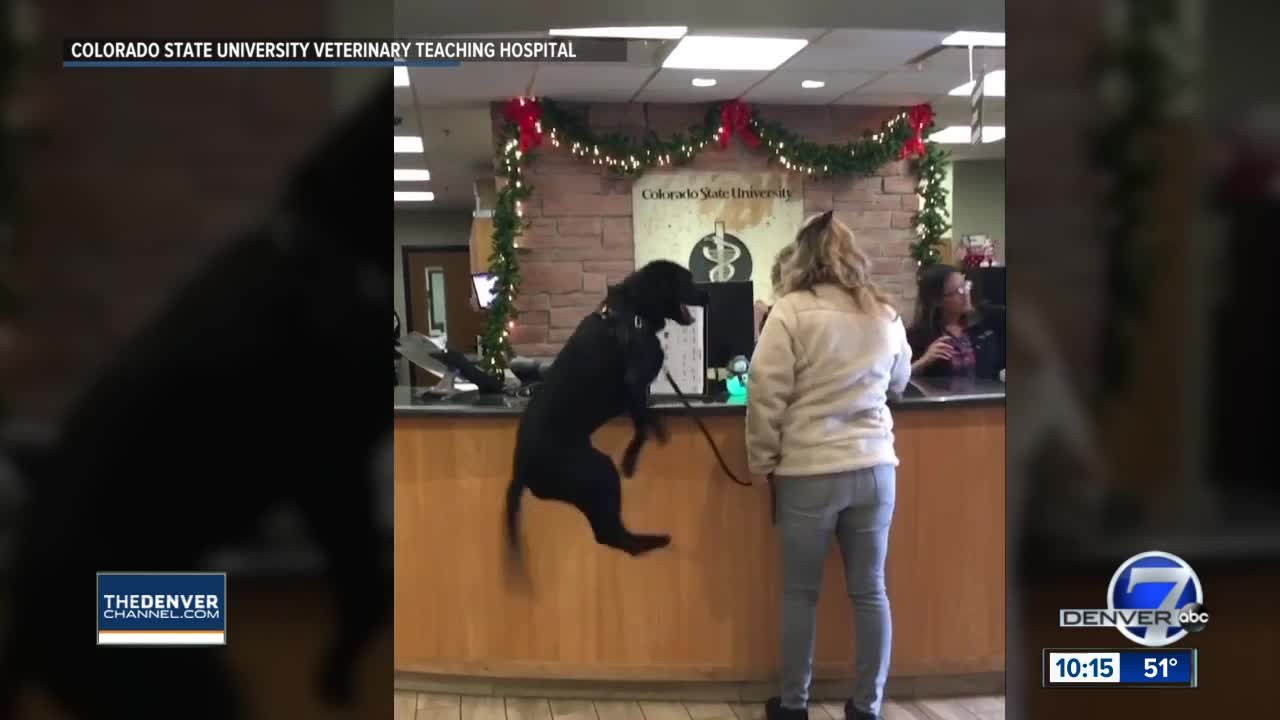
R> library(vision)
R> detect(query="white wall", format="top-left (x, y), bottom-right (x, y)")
top-left (950, 159), bottom-right (1006, 264)
top-left (394, 209), bottom-right (473, 383)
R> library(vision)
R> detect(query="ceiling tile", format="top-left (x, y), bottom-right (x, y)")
top-left (742, 70), bottom-right (878, 105)
top-left (918, 46), bottom-right (1004, 74)
top-left (931, 96), bottom-right (1004, 125)
top-left (409, 64), bottom-right (535, 105)
top-left (852, 69), bottom-right (963, 96)
top-left (785, 29), bottom-right (949, 72)
top-left (832, 92), bottom-right (935, 107)
top-left (683, 27), bottom-right (827, 39)
top-left (634, 68), bottom-right (764, 103)
top-left (394, 85), bottom-right (417, 111)
top-left (531, 64), bottom-right (657, 102)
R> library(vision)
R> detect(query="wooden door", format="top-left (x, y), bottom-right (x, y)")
top-left (403, 247), bottom-right (484, 386)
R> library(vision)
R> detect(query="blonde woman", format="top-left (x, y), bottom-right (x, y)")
top-left (753, 244), bottom-right (796, 338)
top-left (747, 211), bottom-right (912, 720)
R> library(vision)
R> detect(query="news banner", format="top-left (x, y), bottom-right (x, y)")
top-left (1044, 551), bottom-right (1205, 688)
top-left (62, 38), bottom-right (628, 67)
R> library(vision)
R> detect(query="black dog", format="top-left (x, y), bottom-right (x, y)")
top-left (505, 261), bottom-right (708, 568)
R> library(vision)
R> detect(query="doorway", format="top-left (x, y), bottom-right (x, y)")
top-left (402, 246), bottom-right (484, 386)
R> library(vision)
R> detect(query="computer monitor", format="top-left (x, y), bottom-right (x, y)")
top-left (697, 281), bottom-right (756, 393)
top-left (472, 272), bottom-right (498, 310)
top-left (428, 347), bottom-right (506, 395)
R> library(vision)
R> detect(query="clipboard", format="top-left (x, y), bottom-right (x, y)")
top-left (648, 305), bottom-right (709, 400)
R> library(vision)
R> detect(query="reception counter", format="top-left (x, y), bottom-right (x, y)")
top-left (394, 378), bottom-right (1005, 698)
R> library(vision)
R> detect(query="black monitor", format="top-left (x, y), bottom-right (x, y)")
top-left (697, 281), bottom-right (756, 392)
top-left (966, 266), bottom-right (1005, 307)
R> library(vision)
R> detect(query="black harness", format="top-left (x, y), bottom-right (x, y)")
top-left (597, 301), bottom-right (747, 487)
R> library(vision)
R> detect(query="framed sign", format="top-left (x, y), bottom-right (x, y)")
top-left (632, 171), bottom-right (804, 305)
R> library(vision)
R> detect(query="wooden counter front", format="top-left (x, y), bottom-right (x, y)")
top-left (394, 403), bottom-right (1004, 685)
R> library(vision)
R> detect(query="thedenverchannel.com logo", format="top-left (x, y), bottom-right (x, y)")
top-left (96, 572), bottom-right (227, 646)
top-left (1059, 551), bottom-right (1208, 648)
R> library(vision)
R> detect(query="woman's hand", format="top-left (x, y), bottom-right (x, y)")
top-left (753, 300), bottom-right (771, 338)
top-left (914, 336), bottom-right (955, 369)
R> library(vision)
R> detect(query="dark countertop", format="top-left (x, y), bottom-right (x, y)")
top-left (394, 376), bottom-right (1005, 418)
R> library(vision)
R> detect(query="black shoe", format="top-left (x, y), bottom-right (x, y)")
top-left (843, 699), bottom-right (878, 720)
top-left (764, 697), bottom-right (807, 720)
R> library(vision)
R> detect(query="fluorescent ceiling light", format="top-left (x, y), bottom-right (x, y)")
top-left (949, 69), bottom-right (1005, 98)
top-left (801, 80), bottom-right (825, 89)
top-left (662, 36), bottom-right (809, 71)
top-left (549, 26), bottom-right (687, 40)
top-left (395, 136), bottom-right (423, 153)
top-left (928, 125), bottom-right (1006, 144)
top-left (395, 191), bottom-right (435, 202)
top-left (691, 77), bottom-right (717, 87)
top-left (393, 65), bottom-right (409, 87)
top-left (941, 31), bottom-right (1006, 47)
top-left (395, 169), bottom-right (431, 181)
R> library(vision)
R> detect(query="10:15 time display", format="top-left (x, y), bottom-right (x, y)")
top-left (1055, 656), bottom-right (1115, 678)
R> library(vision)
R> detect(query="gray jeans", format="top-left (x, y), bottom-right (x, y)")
top-left (774, 465), bottom-right (896, 716)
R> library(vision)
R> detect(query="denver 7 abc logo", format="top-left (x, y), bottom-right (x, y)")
top-left (1059, 551), bottom-right (1209, 647)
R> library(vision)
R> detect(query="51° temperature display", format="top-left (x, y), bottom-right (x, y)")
top-left (1042, 649), bottom-right (1197, 687)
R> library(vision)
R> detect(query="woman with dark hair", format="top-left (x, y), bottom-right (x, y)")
top-left (907, 264), bottom-right (977, 378)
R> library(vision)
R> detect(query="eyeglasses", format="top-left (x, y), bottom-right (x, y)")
top-left (944, 281), bottom-right (972, 297)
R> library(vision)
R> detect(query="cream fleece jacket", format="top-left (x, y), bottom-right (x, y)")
top-left (745, 283), bottom-right (913, 478)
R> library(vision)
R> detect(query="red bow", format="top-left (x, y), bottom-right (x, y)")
top-left (718, 99), bottom-right (760, 150)
top-left (899, 104), bottom-right (934, 159)
top-left (503, 97), bottom-right (544, 153)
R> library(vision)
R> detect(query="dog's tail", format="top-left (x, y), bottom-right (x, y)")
top-left (503, 463), bottom-right (532, 591)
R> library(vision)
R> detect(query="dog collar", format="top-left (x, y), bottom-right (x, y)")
top-left (598, 303), bottom-right (644, 329)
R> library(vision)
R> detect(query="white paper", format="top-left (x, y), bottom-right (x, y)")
top-left (650, 305), bottom-right (706, 397)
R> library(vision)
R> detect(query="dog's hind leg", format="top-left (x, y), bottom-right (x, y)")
top-left (566, 448), bottom-right (670, 556)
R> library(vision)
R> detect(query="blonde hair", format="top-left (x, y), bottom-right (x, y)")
top-left (775, 211), bottom-right (897, 317)
top-left (770, 244), bottom-right (795, 297)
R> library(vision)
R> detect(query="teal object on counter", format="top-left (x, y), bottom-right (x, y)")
top-left (727, 374), bottom-right (748, 402)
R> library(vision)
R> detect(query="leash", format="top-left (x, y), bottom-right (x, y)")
top-left (661, 369), bottom-right (750, 486)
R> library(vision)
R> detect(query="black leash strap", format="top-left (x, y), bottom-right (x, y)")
top-left (662, 369), bottom-right (750, 486)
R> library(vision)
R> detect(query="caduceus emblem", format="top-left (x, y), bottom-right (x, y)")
top-left (689, 220), bottom-right (753, 284)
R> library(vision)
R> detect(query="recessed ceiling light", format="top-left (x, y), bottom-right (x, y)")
top-left (691, 78), bottom-right (717, 87)
top-left (395, 169), bottom-right (431, 181)
top-left (801, 80), bottom-right (825, 89)
top-left (549, 26), bottom-right (687, 40)
top-left (393, 65), bottom-right (409, 87)
top-left (941, 31), bottom-right (1006, 47)
top-left (928, 125), bottom-right (1006, 144)
top-left (949, 69), bottom-right (1006, 98)
top-left (395, 191), bottom-right (435, 202)
top-left (394, 136), bottom-right (423, 153)
top-left (662, 36), bottom-right (809, 71)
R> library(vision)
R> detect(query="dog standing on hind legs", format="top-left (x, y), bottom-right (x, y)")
top-left (505, 260), bottom-right (709, 578)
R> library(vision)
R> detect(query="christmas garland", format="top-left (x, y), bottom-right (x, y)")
top-left (480, 97), bottom-right (951, 377)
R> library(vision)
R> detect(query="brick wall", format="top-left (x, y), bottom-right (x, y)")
top-left (491, 102), bottom-right (922, 358)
